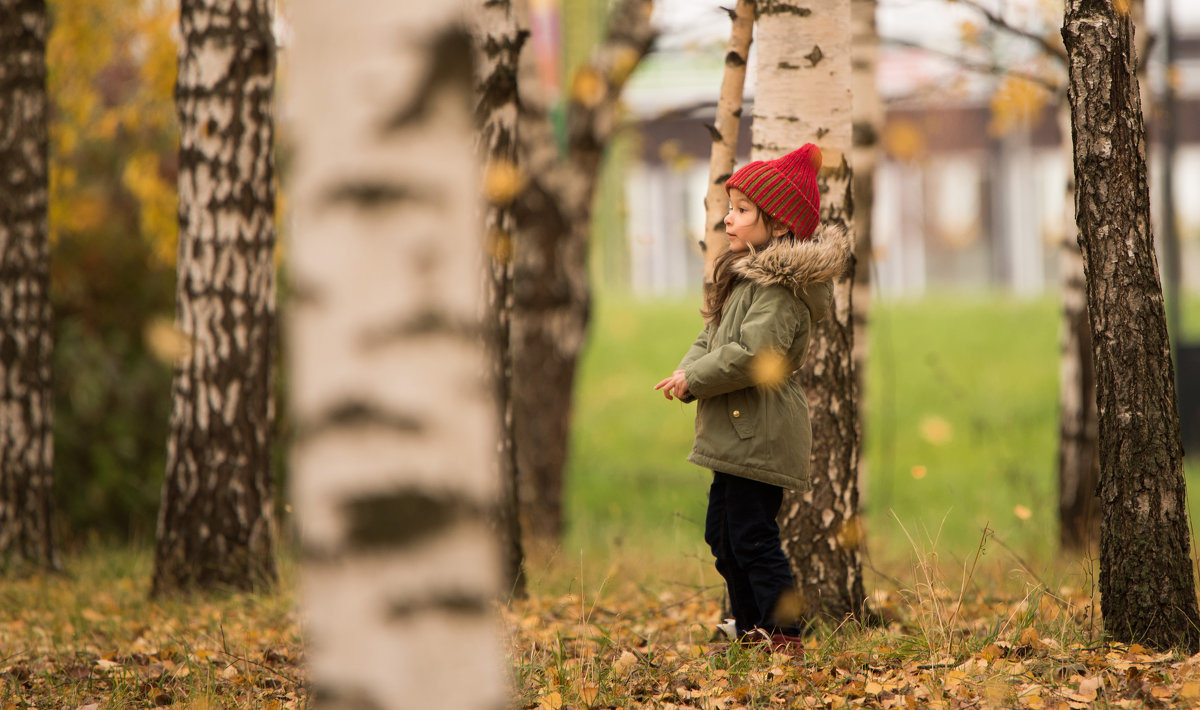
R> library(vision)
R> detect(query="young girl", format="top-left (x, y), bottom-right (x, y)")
top-left (654, 143), bottom-right (852, 651)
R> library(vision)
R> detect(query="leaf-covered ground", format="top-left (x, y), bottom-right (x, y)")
top-left (0, 549), bottom-right (305, 708)
top-left (505, 554), bottom-right (1200, 710)
top-left (8, 547), bottom-right (1200, 709)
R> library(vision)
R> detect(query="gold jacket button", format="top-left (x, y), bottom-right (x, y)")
top-left (732, 410), bottom-right (741, 418)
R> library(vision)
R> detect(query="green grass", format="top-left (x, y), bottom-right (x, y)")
top-left (560, 291), bottom-right (1200, 580)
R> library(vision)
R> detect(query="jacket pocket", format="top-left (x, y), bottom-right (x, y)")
top-left (727, 390), bottom-right (756, 439)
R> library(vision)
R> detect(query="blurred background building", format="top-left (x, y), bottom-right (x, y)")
top-left (610, 0), bottom-right (1200, 299)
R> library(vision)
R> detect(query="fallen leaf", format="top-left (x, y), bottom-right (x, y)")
top-left (612, 650), bottom-right (638, 677)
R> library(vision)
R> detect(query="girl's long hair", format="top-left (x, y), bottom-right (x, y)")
top-left (701, 209), bottom-right (794, 327)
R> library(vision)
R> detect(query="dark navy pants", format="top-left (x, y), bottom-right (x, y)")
top-left (704, 471), bottom-right (800, 636)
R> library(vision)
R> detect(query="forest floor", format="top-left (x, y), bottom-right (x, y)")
top-left (0, 547), bottom-right (305, 709)
top-left (7, 545), bottom-right (1200, 709)
top-left (507, 542), bottom-right (1200, 710)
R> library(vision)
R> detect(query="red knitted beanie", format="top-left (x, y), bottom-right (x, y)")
top-left (725, 143), bottom-right (822, 241)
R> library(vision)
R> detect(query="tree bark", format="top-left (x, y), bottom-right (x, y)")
top-left (287, 1), bottom-right (507, 705)
top-left (701, 0), bottom-right (755, 284)
top-left (756, 0), bottom-right (868, 624)
top-left (1056, 103), bottom-right (1100, 553)
top-left (1062, 0), bottom-right (1200, 651)
top-left (473, 0), bottom-right (528, 597)
top-left (153, 0), bottom-right (278, 595)
top-left (510, 0), bottom-right (654, 540)
top-left (0, 0), bottom-right (59, 572)
top-left (850, 0), bottom-right (880, 477)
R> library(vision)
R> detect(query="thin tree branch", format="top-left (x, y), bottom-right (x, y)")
top-left (882, 36), bottom-right (1064, 95)
top-left (957, 0), bottom-right (1068, 63)
top-left (565, 0), bottom-right (657, 157)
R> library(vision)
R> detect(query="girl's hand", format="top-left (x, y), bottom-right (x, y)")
top-left (654, 370), bottom-right (690, 400)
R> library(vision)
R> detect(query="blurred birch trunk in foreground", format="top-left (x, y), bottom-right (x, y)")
top-left (287, 0), bottom-right (506, 705)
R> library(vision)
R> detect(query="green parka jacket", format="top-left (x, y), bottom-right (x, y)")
top-left (678, 224), bottom-right (853, 491)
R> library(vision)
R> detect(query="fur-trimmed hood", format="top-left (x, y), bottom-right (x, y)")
top-left (732, 223), bottom-right (853, 321)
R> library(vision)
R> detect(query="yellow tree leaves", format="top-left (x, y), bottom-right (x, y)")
top-left (47, 0), bottom-right (179, 259)
top-left (989, 75), bottom-right (1052, 136)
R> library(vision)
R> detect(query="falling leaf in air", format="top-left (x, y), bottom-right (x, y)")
top-left (750, 349), bottom-right (789, 388)
top-left (483, 159), bottom-right (525, 205)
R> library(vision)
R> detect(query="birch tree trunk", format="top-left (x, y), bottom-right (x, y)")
top-left (288, 2), bottom-right (505, 706)
top-left (757, 0), bottom-right (868, 624)
top-left (1062, 0), bottom-right (1200, 651)
top-left (474, 0), bottom-right (528, 596)
top-left (701, 0), bottom-right (754, 283)
top-left (153, 0), bottom-right (278, 594)
top-left (850, 0), bottom-right (880, 471)
top-left (510, 0), bottom-right (654, 540)
top-left (0, 0), bottom-right (59, 571)
top-left (1055, 103), bottom-right (1100, 553)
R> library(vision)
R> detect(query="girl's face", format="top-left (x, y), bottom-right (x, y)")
top-left (724, 188), bottom-right (784, 253)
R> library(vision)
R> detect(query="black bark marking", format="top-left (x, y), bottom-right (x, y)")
top-left (359, 310), bottom-right (484, 348)
top-left (482, 29), bottom-right (528, 59)
top-left (703, 123), bottom-right (723, 143)
top-left (310, 685), bottom-right (386, 710)
top-left (342, 489), bottom-right (468, 551)
top-left (759, 3), bottom-right (811, 17)
top-left (323, 181), bottom-right (421, 209)
top-left (476, 64), bottom-right (519, 124)
top-left (778, 61), bottom-right (800, 70)
top-left (297, 401), bottom-right (424, 443)
top-left (384, 27), bottom-right (475, 130)
top-left (386, 591), bottom-right (489, 620)
top-left (852, 121), bottom-right (878, 147)
top-left (725, 50), bottom-right (746, 68)
top-left (805, 45), bottom-right (823, 67)
top-left (732, 107), bottom-right (742, 118)
top-left (816, 127), bottom-right (829, 139)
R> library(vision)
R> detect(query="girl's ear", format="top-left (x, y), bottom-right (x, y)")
top-left (772, 224), bottom-right (789, 238)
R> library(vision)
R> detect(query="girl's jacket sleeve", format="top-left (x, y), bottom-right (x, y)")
top-left (682, 285), bottom-right (806, 399)
top-left (675, 325), bottom-right (711, 404)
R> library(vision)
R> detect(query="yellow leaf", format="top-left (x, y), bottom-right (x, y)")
top-left (80, 608), bottom-right (104, 623)
top-left (1019, 627), bottom-right (1040, 646)
top-left (918, 415), bottom-right (953, 445)
top-left (609, 46), bottom-right (641, 86)
top-left (960, 21), bottom-right (981, 46)
top-left (883, 120), bottom-right (926, 161)
top-left (989, 76), bottom-right (1051, 136)
top-left (750, 349), bottom-right (789, 388)
top-left (580, 683), bottom-right (600, 706)
top-left (612, 649), bottom-right (638, 677)
top-left (1181, 682), bottom-right (1200, 699)
top-left (865, 680), bottom-right (884, 695)
top-left (1014, 505), bottom-right (1032, 520)
top-left (144, 317), bottom-right (193, 364)
top-left (483, 159), bottom-right (525, 205)
top-left (838, 515), bottom-right (866, 550)
top-left (486, 227), bottom-right (514, 264)
top-left (571, 67), bottom-right (607, 108)
top-left (538, 691), bottom-right (563, 710)
top-left (979, 644), bottom-right (1003, 662)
